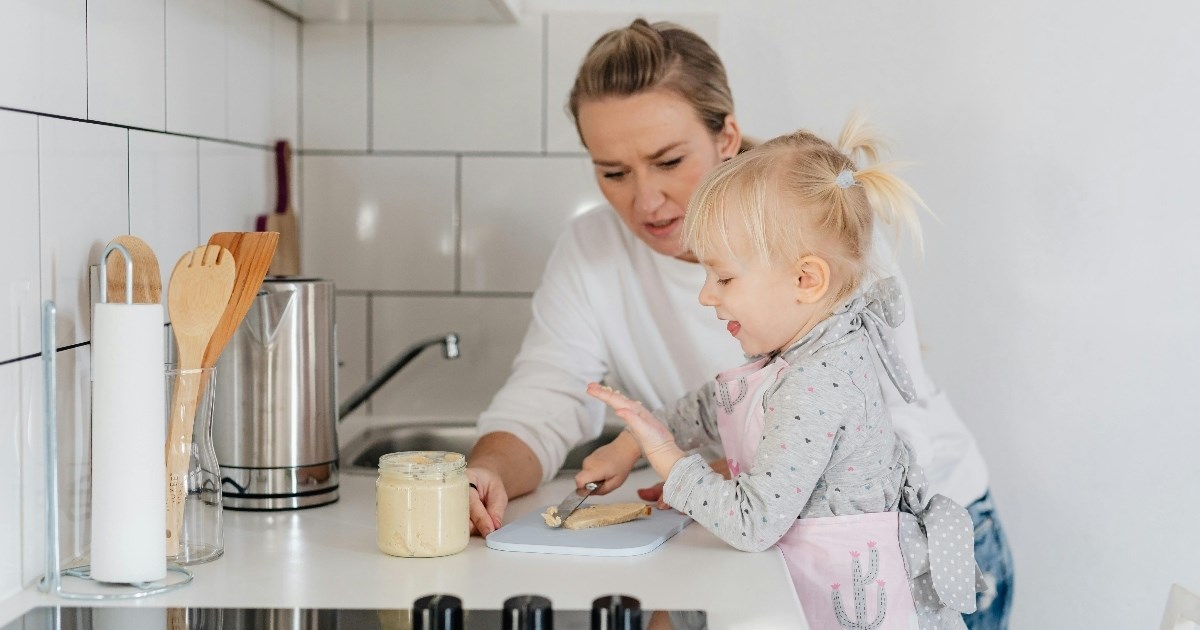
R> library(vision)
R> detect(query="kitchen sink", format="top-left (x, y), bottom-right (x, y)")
top-left (340, 422), bottom-right (645, 475)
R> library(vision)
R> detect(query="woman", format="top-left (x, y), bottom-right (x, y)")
top-left (465, 18), bottom-right (1013, 628)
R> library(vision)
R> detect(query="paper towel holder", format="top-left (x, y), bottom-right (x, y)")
top-left (38, 245), bottom-right (193, 599)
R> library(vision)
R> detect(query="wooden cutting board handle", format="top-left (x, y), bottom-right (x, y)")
top-left (268, 140), bottom-right (300, 276)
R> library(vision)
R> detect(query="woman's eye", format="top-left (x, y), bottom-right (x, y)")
top-left (716, 278), bottom-right (732, 286)
top-left (659, 157), bottom-right (683, 170)
top-left (602, 170), bottom-right (626, 180)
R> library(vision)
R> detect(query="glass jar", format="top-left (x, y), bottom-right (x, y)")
top-left (376, 451), bottom-right (469, 557)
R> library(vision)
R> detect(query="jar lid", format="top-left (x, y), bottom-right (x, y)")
top-left (378, 451), bottom-right (466, 478)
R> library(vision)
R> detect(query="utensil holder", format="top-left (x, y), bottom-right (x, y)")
top-left (166, 365), bottom-right (223, 565)
top-left (38, 243), bottom-right (192, 599)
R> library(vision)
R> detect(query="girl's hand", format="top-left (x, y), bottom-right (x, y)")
top-left (577, 430), bottom-right (641, 495)
top-left (586, 383), bottom-right (685, 480)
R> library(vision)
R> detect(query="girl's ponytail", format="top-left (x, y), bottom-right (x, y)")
top-left (833, 114), bottom-right (928, 256)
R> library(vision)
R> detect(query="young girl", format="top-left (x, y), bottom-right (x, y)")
top-left (584, 116), bottom-right (982, 629)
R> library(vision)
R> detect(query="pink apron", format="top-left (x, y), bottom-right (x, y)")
top-left (714, 355), bottom-right (921, 630)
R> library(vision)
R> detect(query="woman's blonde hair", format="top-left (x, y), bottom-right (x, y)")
top-left (683, 113), bottom-right (928, 306)
top-left (568, 18), bottom-right (754, 153)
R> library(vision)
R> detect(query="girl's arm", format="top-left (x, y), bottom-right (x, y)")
top-left (661, 364), bottom-right (864, 552)
top-left (653, 380), bottom-right (721, 451)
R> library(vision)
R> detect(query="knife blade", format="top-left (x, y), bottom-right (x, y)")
top-left (554, 481), bottom-right (599, 523)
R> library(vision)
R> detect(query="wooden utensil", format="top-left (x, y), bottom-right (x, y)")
top-left (104, 235), bottom-right (161, 304)
top-left (165, 245), bottom-right (236, 557)
top-left (265, 140), bottom-right (300, 276)
top-left (203, 231), bottom-right (280, 369)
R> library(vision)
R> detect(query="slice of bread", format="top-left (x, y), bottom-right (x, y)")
top-left (541, 503), bottom-right (651, 530)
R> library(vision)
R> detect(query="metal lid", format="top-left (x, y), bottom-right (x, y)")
top-left (378, 451), bottom-right (466, 479)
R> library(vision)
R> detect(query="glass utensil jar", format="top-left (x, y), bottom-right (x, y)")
top-left (376, 451), bottom-right (469, 557)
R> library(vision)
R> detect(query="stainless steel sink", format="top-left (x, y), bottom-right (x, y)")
top-left (340, 422), bottom-right (645, 475)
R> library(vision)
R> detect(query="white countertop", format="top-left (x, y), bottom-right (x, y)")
top-left (0, 469), bottom-right (806, 628)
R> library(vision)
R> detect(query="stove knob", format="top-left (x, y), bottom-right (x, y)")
top-left (503, 594), bottom-right (554, 630)
top-left (413, 594), bottom-right (463, 630)
top-left (591, 595), bottom-right (641, 630)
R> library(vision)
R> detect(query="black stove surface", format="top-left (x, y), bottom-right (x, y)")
top-left (4, 603), bottom-right (707, 629)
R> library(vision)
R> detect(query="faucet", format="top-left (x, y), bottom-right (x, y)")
top-left (338, 332), bottom-right (460, 421)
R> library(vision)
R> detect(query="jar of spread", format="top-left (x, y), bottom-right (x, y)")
top-left (376, 451), bottom-right (469, 557)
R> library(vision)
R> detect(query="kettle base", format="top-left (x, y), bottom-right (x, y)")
top-left (221, 462), bottom-right (340, 511)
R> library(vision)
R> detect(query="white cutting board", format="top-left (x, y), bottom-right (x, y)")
top-left (485, 505), bottom-right (692, 557)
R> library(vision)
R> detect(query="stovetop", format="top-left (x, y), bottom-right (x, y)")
top-left (3, 595), bottom-right (707, 629)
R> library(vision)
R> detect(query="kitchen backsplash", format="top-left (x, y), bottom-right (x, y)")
top-left (303, 12), bottom-right (716, 421)
top-left (0, 4), bottom-right (716, 601)
top-left (0, 0), bottom-right (298, 599)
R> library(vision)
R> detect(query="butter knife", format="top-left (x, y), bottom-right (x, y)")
top-left (554, 481), bottom-right (599, 522)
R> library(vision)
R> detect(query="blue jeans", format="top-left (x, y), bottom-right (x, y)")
top-left (962, 491), bottom-right (1014, 629)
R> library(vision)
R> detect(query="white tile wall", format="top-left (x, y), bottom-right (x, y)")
top-left (461, 156), bottom-right (604, 292)
top-left (227, 0), bottom-right (274, 145)
top-left (370, 295), bottom-right (531, 419)
top-left (166, 0), bottom-right (228, 139)
top-left (301, 23), bottom-right (368, 150)
top-left (297, 0), bottom-right (368, 22)
top-left (372, 20), bottom-right (543, 152)
top-left (0, 111), bottom-right (41, 363)
top-left (198, 140), bottom-right (273, 237)
top-left (38, 118), bottom-right (129, 347)
top-left (0, 0), bottom-right (87, 119)
top-left (0, 364), bottom-right (22, 599)
top-left (86, 0), bottom-right (166, 130)
top-left (17, 358), bottom-right (43, 587)
top-left (300, 155), bottom-right (456, 291)
top-left (3, 0), bottom-right (299, 600)
top-left (336, 295), bottom-right (368, 410)
top-left (271, 12), bottom-right (300, 143)
top-left (50, 347), bottom-right (91, 566)
top-left (129, 131), bottom-right (201, 297)
top-left (544, 13), bottom-right (719, 152)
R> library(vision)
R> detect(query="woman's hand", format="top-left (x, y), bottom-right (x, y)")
top-left (586, 383), bottom-right (685, 480)
top-left (465, 466), bottom-right (507, 537)
top-left (577, 429), bottom-right (642, 495)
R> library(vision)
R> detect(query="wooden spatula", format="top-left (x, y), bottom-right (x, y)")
top-left (203, 231), bottom-right (280, 369)
top-left (104, 235), bottom-right (161, 304)
top-left (165, 244), bottom-right (236, 557)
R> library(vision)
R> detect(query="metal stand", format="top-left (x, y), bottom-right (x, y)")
top-left (38, 254), bottom-right (193, 600)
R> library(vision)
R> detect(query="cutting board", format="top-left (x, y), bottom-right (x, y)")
top-left (485, 504), bottom-right (692, 557)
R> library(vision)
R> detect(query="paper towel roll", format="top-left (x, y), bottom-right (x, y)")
top-left (90, 302), bottom-right (166, 583)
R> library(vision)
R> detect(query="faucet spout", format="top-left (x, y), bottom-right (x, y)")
top-left (338, 332), bottom-right (461, 421)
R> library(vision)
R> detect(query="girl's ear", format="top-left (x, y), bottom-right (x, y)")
top-left (717, 114), bottom-right (742, 160)
top-left (793, 255), bottom-right (831, 305)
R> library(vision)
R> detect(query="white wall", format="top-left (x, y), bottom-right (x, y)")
top-left (717, 2), bottom-right (1200, 627)
top-left (0, 0), bottom-right (297, 600)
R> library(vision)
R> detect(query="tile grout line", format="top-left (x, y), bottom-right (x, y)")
top-left (454, 155), bottom-right (462, 294)
top-left (0, 105), bottom-right (277, 152)
top-left (541, 14), bottom-right (549, 153)
top-left (126, 130), bottom-right (131, 233)
top-left (163, 0), bottom-right (168, 130)
top-left (365, 292), bottom-right (373, 415)
top-left (366, 13), bottom-right (374, 154)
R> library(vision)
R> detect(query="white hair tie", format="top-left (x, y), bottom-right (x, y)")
top-left (836, 169), bottom-right (857, 189)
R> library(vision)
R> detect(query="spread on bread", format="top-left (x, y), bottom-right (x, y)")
top-left (541, 502), bottom-right (652, 530)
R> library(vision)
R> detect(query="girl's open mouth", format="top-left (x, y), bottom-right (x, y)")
top-left (726, 321), bottom-right (741, 336)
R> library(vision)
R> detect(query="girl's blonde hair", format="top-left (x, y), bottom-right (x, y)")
top-left (683, 113), bottom-right (928, 306)
top-left (568, 18), bottom-right (755, 153)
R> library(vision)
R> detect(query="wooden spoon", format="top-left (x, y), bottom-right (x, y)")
top-left (104, 235), bottom-right (161, 304)
top-left (165, 244), bottom-right (236, 557)
top-left (203, 231), bottom-right (280, 368)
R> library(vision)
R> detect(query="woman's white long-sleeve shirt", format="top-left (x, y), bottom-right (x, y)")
top-left (476, 207), bottom-right (988, 506)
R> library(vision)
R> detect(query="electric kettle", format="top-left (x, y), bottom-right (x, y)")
top-left (213, 278), bottom-right (339, 510)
